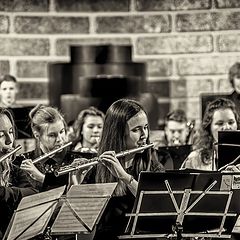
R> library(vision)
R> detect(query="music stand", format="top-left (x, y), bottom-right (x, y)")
top-left (119, 171), bottom-right (239, 239)
top-left (3, 186), bottom-right (66, 240)
top-left (9, 106), bottom-right (33, 139)
top-left (157, 145), bottom-right (192, 170)
top-left (218, 130), bottom-right (240, 170)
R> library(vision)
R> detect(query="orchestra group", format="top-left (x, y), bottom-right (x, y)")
top-left (1, 63), bottom-right (240, 240)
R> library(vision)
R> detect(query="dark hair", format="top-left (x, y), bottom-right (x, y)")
top-left (165, 109), bottom-right (187, 124)
top-left (229, 62), bottom-right (240, 88)
top-left (0, 75), bottom-right (17, 85)
top-left (29, 104), bottom-right (67, 137)
top-left (72, 106), bottom-right (104, 144)
top-left (195, 98), bottom-right (239, 164)
top-left (96, 99), bottom-right (151, 195)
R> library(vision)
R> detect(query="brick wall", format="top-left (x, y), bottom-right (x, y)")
top-left (1, 0), bottom-right (240, 126)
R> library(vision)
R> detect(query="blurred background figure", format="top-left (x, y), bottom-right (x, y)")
top-left (181, 98), bottom-right (239, 171)
top-left (71, 106), bottom-right (105, 152)
top-left (0, 75), bottom-right (19, 108)
top-left (229, 62), bottom-right (240, 114)
top-left (164, 109), bottom-right (190, 146)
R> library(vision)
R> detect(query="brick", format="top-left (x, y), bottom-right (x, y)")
top-left (136, 35), bottom-right (213, 54)
top-left (0, 16), bottom-right (9, 33)
top-left (147, 81), bottom-right (170, 97)
top-left (15, 16), bottom-right (89, 34)
top-left (146, 59), bottom-right (173, 77)
top-left (218, 34), bottom-right (240, 52)
top-left (0, 38), bottom-right (49, 56)
top-left (55, 0), bottom-right (130, 12)
top-left (0, 0), bottom-right (49, 12)
top-left (217, 78), bottom-right (233, 92)
top-left (177, 56), bottom-right (240, 75)
top-left (170, 79), bottom-right (187, 98)
top-left (136, 0), bottom-right (211, 11)
top-left (56, 38), bottom-right (131, 56)
top-left (176, 12), bottom-right (240, 32)
top-left (215, 0), bottom-right (240, 8)
top-left (0, 61), bottom-right (10, 75)
top-left (170, 99), bottom-right (188, 114)
top-left (18, 82), bottom-right (48, 99)
top-left (186, 99), bottom-right (201, 120)
top-left (186, 78), bottom-right (214, 97)
top-left (157, 101), bottom-right (170, 126)
top-left (16, 61), bottom-right (48, 78)
top-left (96, 15), bottom-right (171, 33)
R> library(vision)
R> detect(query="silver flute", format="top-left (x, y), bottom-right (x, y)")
top-left (32, 141), bottom-right (72, 164)
top-left (55, 143), bottom-right (154, 176)
top-left (0, 145), bottom-right (22, 164)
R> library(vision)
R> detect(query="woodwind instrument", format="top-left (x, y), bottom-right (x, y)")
top-left (0, 145), bottom-right (22, 163)
top-left (32, 141), bottom-right (72, 164)
top-left (55, 143), bottom-right (154, 176)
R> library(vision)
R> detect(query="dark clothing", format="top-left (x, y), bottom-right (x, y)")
top-left (229, 91), bottom-right (240, 115)
top-left (0, 164), bottom-right (38, 239)
top-left (84, 149), bottom-right (164, 240)
top-left (18, 148), bottom-right (75, 192)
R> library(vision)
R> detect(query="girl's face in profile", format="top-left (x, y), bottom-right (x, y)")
top-left (0, 114), bottom-right (14, 156)
top-left (39, 120), bottom-right (67, 153)
top-left (125, 110), bottom-right (149, 150)
top-left (81, 115), bottom-right (103, 148)
top-left (210, 108), bottom-right (238, 142)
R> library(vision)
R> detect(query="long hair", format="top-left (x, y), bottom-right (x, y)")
top-left (29, 105), bottom-right (67, 152)
top-left (72, 106), bottom-right (105, 145)
top-left (195, 98), bottom-right (240, 164)
top-left (95, 99), bottom-right (151, 196)
top-left (0, 108), bottom-right (16, 186)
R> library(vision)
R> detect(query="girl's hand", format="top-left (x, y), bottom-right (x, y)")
top-left (20, 159), bottom-right (45, 182)
top-left (99, 151), bottom-right (129, 181)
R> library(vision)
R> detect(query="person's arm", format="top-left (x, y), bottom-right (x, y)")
top-left (99, 151), bottom-right (138, 196)
top-left (120, 173), bottom-right (138, 197)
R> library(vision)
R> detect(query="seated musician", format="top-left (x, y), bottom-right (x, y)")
top-left (19, 105), bottom-right (73, 192)
top-left (181, 98), bottom-right (239, 171)
top-left (72, 99), bottom-right (165, 240)
top-left (155, 109), bottom-right (193, 169)
top-left (70, 106), bottom-right (104, 153)
top-left (0, 108), bottom-right (37, 238)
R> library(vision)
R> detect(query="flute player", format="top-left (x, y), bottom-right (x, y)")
top-left (72, 99), bottom-right (165, 240)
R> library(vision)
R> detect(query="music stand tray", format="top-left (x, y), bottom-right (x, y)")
top-left (51, 183), bottom-right (117, 236)
top-left (3, 186), bottom-right (66, 240)
top-left (119, 172), bottom-right (239, 239)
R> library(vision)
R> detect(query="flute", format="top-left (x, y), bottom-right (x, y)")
top-left (55, 143), bottom-right (154, 176)
top-left (0, 145), bottom-right (22, 163)
top-left (32, 141), bottom-right (72, 164)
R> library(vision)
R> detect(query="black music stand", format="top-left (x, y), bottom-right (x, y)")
top-left (218, 130), bottom-right (240, 170)
top-left (119, 171), bottom-right (239, 239)
top-left (157, 145), bottom-right (192, 170)
top-left (8, 106), bottom-right (33, 139)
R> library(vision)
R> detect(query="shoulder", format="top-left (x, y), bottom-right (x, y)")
top-left (181, 149), bottom-right (203, 170)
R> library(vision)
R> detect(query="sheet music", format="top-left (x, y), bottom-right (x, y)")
top-left (51, 183), bottom-right (117, 235)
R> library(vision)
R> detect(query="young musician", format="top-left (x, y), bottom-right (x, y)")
top-left (19, 105), bottom-right (72, 192)
top-left (79, 99), bottom-right (165, 240)
top-left (0, 75), bottom-right (19, 108)
top-left (181, 98), bottom-right (239, 170)
top-left (0, 108), bottom-right (37, 238)
top-left (71, 106), bottom-right (104, 152)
